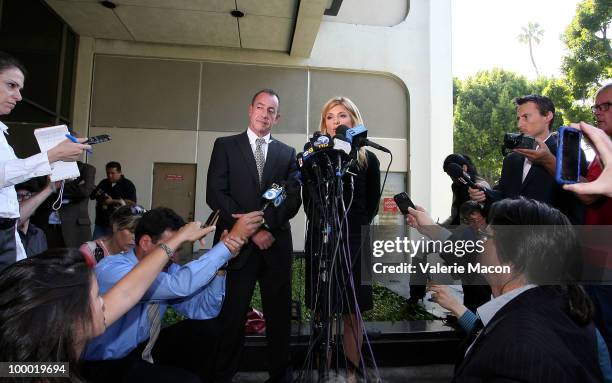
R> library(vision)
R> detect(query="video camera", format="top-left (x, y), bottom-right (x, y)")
top-left (502, 132), bottom-right (536, 156)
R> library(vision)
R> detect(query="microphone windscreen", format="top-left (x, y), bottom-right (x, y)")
top-left (335, 125), bottom-right (350, 138)
top-left (445, 163), bottom-right (465, 179)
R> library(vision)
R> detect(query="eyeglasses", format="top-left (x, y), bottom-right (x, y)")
top-left (477, 225), bottom-right (495, 242)
top-left (16, 191), bottom-right (33, 202)
top-left (591, 102), bottom-right (612, 113)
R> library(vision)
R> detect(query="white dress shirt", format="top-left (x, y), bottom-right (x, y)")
top-left (522, 133), bottom-right (553, 183)
top-left (0, 121), bottom-right (52, 261)
top-left (246, 127), bottom-right (272, 161)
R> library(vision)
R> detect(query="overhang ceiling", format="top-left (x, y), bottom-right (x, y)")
top-left (43, 0), bottom-right (331, 57)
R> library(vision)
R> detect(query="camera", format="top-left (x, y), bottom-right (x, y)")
top-left (502, 133), bottom-right (536, 156)
top-left (92, 187), bottom-right (109, 200)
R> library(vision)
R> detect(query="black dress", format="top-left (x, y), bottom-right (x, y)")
top-left (304, 150), bottom-right (380, 313)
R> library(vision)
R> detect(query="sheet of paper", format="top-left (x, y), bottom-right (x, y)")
top-left (34, 125), bottom-right (80, 182)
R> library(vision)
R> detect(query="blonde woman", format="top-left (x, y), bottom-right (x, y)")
top-left (304, 96), bottom-right (381, 379)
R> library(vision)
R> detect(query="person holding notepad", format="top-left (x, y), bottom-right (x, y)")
top-left (0, 51), bottom-right (91, 271)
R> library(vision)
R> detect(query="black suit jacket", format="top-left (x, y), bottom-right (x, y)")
top-left (490, 135), bottom-right (586, 224)
top-left (206, 132), bottom-right (301, 269)
top-left (454, 286), bottom-right (603, 383)
top-left (32, 161), bottom-right (96, 247)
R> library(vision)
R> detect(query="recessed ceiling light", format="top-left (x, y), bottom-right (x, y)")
top-left (100, 1), bottom-right (117, 9)
top-left (230, 10), bottom-right (245, 18)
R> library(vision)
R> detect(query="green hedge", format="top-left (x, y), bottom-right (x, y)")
top-left (163, 257), bottom-right (434, 326)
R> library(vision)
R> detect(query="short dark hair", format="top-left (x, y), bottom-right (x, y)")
top-left (488, 198), bottom-right (592, 325)
top-left (14, 179), bottom-right (39, 193)
top-left (0, 51), bottom-right (27, 77)
top-left (459, 200), bottom-right (484, 220)
top-left (135, 207), bottom-right (185, 244)
top-left (0, 249), bottom-right (93, 371)
top-left (251, 89), bottom-right (280, 112)
top-left (514, 94), bottom-right (555, 130)
top-left (105, 161), bottom-right (122, 172)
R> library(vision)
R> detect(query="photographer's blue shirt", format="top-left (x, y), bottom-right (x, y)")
top-left (83, 243), bottom-right (231, 360)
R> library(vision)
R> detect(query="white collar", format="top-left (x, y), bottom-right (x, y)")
top-left (0, 121), bottom-right (8, 135)
top-left (476, 284), bottom-right (536, 326)
top-left (246, 128), bottom-right (271, 145)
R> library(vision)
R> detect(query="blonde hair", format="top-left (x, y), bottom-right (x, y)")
top-left (319, 96), bottom-right (368, 169)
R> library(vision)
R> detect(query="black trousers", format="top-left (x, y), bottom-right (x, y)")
top-left (44, 224), bottom-right (66, 249)
top-left (0, 219), bottom-right (17, 272)
top-left (213, 248), bottom-right (292, 383)
top-left (81, 319), bottom-right (219, 383)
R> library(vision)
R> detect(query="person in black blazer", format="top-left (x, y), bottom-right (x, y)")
top-left (31, 161), bottom-right (96, 248)
top-left (206, 89), bottom-right (301, 383)
top-left (303, 96), bottom-right (380, 378)
top-left (407, 198), bottom-right (605, 382)
top-left (469, 95), bottom-right (586, 224)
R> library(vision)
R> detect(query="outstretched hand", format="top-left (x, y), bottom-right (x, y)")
top-left (564, 122), bottom-right (612, 198)
top-left (406, 206), bottom-right (442, 240)
top-left (231, 211), bottom-right (264, 239)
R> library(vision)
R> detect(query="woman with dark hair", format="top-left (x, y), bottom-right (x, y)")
top-left (0, 51), bottom-right (90, 270)
top-left (0, 221), bottom-right (226, 382)
top-left (407, 198), bottom-right (608, 382)
top-left (80, 204), bottom-right (146, 264)
top-left (442, 154), bottom-right (488, 226)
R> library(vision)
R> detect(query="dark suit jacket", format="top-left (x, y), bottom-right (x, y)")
top-left (206, 132), bottom-right (301, 270)
top-left (32, 161), bottom-right (96, 247)
top-left (454, 286), bottom-right (604, 383)
top-left (490, 135), bottom-right (586, 224)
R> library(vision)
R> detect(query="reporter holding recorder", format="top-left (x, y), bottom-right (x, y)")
top-left (0, 51), bottom-right (90, 270)
top-left (0, 217), bottom-right (224, 382)
top-left (80, 209), bottom-right (263, 383)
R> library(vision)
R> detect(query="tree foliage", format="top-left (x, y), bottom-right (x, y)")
top-left (452, 71), bottom-right (587, 183)
top-left (561, 0), bottom-right (612, 100)
top-left (453, 69), bottom-right (537, 182)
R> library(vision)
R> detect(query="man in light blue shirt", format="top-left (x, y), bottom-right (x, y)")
top-left (82, 207), bottom-right (263, 383)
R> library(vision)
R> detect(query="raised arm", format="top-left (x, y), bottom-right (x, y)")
top-left (101, 222), bottom-right (214, 326)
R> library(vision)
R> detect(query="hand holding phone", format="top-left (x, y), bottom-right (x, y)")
top-left (393, 192), bottom-right (416, 215)
top-left (556, 126), bottom-right (582, 184)
top-left (85, 134), bottom-right (111, 145)
top-left (203, 209), bottom-right (220, 228)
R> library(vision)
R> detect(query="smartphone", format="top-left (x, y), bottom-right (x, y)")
top-left (555, 126), bottom-right (582, 184)
top-left (203, 209), bottom-right (220, 228)
top-left (393, 192), bottom-right (416, 215)
top-left (85, 134), bottom-right (111, 145)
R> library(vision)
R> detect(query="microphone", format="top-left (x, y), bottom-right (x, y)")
top-left (333, 125), bottom-right (352, 156)
top-left (445, 163), bottom-right (494, 199)
top-left (296, 152), bottom-right (304, 169)
top-left (261, 183), bottom-right (286, 211)
top-left (313, 133), bottom-right (332, 149)
top-left (346, 124), bottom-right (391, 153)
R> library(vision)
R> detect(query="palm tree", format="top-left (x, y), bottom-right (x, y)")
top-left (518, 22), bottom-right (544, 77)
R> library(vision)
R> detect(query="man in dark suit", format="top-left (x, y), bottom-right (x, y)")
top-left (469, 94), bottom-right (586, 224)
top-left (408, 199), bottom-right (606, 382)
top-left (206, 89), bottom-right (301, 383)
top-left (450, 198), bottom-right (605, 382)
top-left (32, 161), bottom-right (96, 248)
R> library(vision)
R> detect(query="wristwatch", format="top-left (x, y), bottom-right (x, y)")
top-left (158, 243), bottom-right (174, 259)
